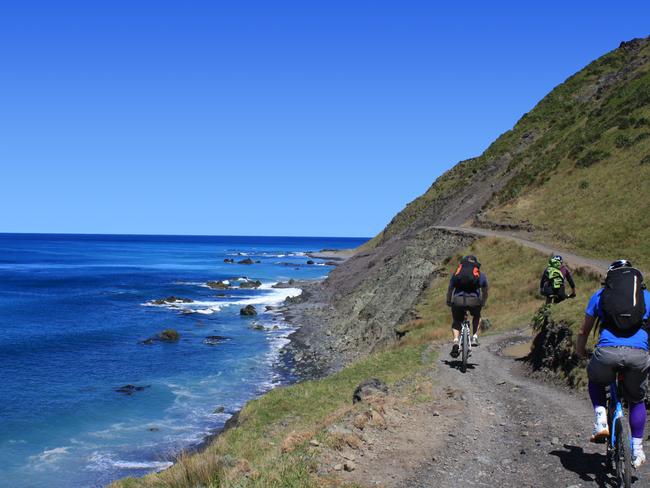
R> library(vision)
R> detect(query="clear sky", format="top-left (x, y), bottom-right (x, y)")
top-left (1, 1), bottom-right (648, 237)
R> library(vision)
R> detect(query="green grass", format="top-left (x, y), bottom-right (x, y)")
top-left (111, 342), bottom-right (428, 488)
top-left (401, 237), bottom-right (603, 345)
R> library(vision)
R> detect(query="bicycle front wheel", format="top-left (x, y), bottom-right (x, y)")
top-left (614, 417), bottom-right (632, 488)
top-left (461, 328), bottom-right (469, 373)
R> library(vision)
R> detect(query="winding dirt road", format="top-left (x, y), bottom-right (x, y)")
top-left (434, 226), bottom-right (611, 276)
top-left (402, 332), bottom-right (650, 488)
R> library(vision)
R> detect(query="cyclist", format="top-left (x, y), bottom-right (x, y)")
top-left (446, 255), bottom-right (488, 356)
top-left (540, 255), bottom-right (576, 304)
top-left (576, 259), bottom-right (650, 469)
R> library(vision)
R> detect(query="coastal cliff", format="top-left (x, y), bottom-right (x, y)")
top-left (286, 36), bottom-right (650, 374)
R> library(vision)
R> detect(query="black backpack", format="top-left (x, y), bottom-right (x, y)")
top-left (454, 257), bottom-right (481, 292)
top-left (600, 267), bottom-right (646, 335)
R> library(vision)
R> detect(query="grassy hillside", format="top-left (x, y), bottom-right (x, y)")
top-left (366, 37), bottom-right (650, 270)
top-left (402, 237), bottom-right (602, 347)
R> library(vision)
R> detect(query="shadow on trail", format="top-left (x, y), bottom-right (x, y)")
top-left (442, 359), bottom-right (478, 372)
top-left (549, 444), bottom-right (641, 487)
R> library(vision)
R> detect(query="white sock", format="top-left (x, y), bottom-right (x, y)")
top-left (453, 338), bottom-right (459, 343)
top-left (633, 437), bottom-right (644, 452)
top-left (594, 406), bottom-right (607, 425)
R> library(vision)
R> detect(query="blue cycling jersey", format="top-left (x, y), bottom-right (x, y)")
top-left (585, 288), bottom-right (650, 350)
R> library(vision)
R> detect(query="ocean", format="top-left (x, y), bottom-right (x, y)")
top-left (0, 233), bottom-right (367, 488)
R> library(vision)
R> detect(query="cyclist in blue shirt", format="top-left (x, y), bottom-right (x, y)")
top-left (576, 259), bottom-right (650, 469)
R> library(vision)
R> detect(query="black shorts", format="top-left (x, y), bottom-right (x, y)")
top-left (451, 305), bottom-right (482, 330)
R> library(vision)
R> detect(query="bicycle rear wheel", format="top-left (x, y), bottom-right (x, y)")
top-left (614, 417), bottom-right (632, 488)
top-left (461, 326), bottom-right (469, 373)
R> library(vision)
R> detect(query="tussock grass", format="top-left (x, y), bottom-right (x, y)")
top-left (408, 237), bottom-right (604, 342)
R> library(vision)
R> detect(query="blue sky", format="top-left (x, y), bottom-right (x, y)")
top-left (1, 1), bottom-right (648, 237)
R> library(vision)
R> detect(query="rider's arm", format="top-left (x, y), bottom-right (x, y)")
top-left (576, 314), bottom-right (596, 358)
top-left (480, 286), bottom-right (488, 306)
top-left (446, 276), bottom-right (455, 306)
top-left (539, 270), bottom-right (546, 294)
top-left (565, 267), bottom-right (576, 293)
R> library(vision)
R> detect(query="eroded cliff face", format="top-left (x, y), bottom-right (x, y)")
top-left (285, 228), bottom-right (475, 375)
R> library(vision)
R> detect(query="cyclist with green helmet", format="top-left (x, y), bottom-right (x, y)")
top-left (540, 255), bottom-right (576, 304)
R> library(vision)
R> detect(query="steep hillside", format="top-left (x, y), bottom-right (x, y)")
top-left (367, 37), bottom-right (650, 269)
top-left (299, 37), bottom-right (650, 373)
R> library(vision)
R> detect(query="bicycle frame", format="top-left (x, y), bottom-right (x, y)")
top-left (608, 378), bottom-right (626, 450)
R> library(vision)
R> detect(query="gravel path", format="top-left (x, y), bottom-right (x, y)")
top-left (403, 332), bottom-right (650, 487)
top-left (434, 225), bottom-right (611, 276)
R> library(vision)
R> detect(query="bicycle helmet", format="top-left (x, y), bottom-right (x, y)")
top-left (608, 259), bottom-right (633, 271)
top-left (552, 255), bottom-right (563, 264)
top-left (461, 255), bottom-right (480, 267)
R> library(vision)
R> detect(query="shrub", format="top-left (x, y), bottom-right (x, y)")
top-left (576, 149), bottom-right (611, 168)
top-left (578, 180), bottom-right (589, 190)
top-left (614, 134), bottom-right (632, 148)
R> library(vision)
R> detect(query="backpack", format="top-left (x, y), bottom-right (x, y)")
top-left (454, 257), bottom-right (481, 292)
top-left (546, 266), bottom-right (565, 290)
top-left (600, 267), bottom-right (646, 334)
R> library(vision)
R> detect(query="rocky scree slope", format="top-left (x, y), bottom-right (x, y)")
top-left (287, 37), bottom-right (650, 374)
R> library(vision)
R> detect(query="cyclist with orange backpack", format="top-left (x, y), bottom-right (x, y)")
top-left (446, 255), bottom-right (489, 357)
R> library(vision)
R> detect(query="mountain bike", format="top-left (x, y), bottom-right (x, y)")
top-left (459, 314), bottom-right (471, 373)
top-left (605, 371), bottom-right (633, 488)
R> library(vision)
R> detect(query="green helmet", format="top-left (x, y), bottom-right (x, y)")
top-left (549, 257), bottom-right (562, 269)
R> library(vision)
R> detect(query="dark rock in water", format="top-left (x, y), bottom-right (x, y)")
top-left (325, 261), bottom-right (339, 266)
top-left (206, 280), bottom-right (230, 290)
top-left (115, 384), bottom-right (151, 395)
top-left (158, 329), bottom-right (180, 342)
top-left (148, 427), bottom-right (159, 432)
top-left (215, 293), bottom-right (227, 297)
top-left (223, 258), bottom-right (234, 263)
top-left (352, 378), bottom-right (388, 404)
top-left (272, 279), bottom-right (296, 289)
top-left (203, 335), bottom-right (229, 346)
top-left (238, 258), bottom-right (255, 265)
top-left (140, 338), bottom-right (155, 345)
top-left (265, 305), bottom-right (276, 311)
top-left (214, 406), bottom-right (226, 413)
top-left (255, 260), bottom-right (261, 263)
top-left (151, 296), bottom-right (193, 305)
top-left (239, 280), bottom-right (262, 289)
top-left (306, 260), bottom-right (315, 265)
top-left (240, 305), bottom-right (257, 316)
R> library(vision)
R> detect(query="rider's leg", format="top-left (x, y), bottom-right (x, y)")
top-left (587, 348), bottom-right (617, 441)
top-left (450, 306), bottom-right (463, 357)
top-left (620, 349), bottom-right (649, 467)
top-left (470, 307), bottom-right (481, 346)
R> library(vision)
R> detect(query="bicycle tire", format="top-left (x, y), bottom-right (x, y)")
top-left (614, 417), bottom-right (632, 488)
top-left (461, 326), bottom-right (469, 373)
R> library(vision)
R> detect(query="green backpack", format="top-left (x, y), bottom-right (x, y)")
top-left (547, 258), bottom-right (564, 289)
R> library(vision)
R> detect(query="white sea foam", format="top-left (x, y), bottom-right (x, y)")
top-left (87, 452), bottom-right (172, 472)
top-left (28, 446), bottom-right (71, 469)
top-left (113, 460), bottom-right (174, 470)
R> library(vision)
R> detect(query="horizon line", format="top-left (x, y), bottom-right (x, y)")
top-left (0, 231), bottom-right (371, 240)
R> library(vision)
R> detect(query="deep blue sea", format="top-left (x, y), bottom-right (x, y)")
top-left (0, 234), bottom-right (367, 488)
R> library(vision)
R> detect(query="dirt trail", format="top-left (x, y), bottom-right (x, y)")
top-left (434, 225), bottom-right (611, 276)
top-left (338, 331), bottom-right (650, 487)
